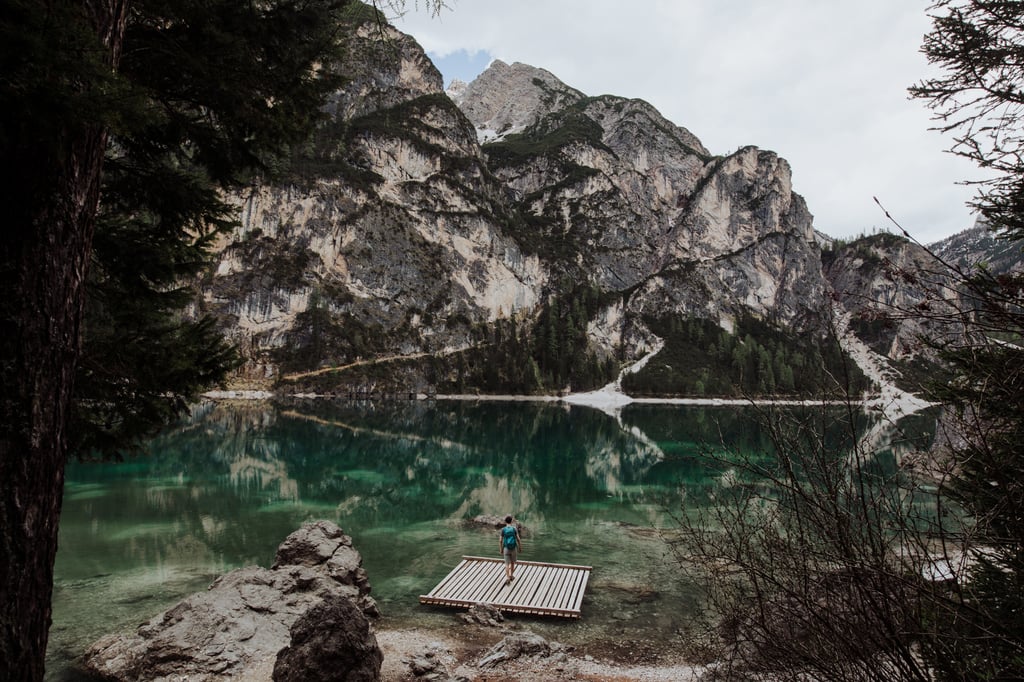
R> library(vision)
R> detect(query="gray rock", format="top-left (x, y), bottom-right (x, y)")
top-left (825, 233), bottom-right (961, 362)
top-left (459, 602), bottom-right (504, 627)
top-left (272, 595), bottom-right (381, 682)
top-left (477, 631), bottom-right (551, 668)
top-left (467, 515), bottom-right (527, 536)
top-left (273, 520), bottom-right (374, 598)
top-left (469, 514), bottom-right (506, 529)
top-left (400, 643), bottom-right (467, 682)
top-left (82, 520), bottom-right (379, 681)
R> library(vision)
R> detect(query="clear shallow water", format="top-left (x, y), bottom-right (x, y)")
top-left (47, 399), bottom-right (931, 679)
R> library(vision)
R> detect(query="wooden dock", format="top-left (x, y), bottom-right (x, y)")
top-left (419, 556), bottom-right (592, 618)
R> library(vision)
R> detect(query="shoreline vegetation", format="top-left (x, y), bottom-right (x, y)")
top-left (207, 309), bottom-right (934, 419)
top-left (204, 377), bottom-right (932, 419)
top-left (205, 387), bottom-right (924, 412)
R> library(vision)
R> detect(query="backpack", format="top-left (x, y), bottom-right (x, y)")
top-left (501, 525), bottom-right (518, 550)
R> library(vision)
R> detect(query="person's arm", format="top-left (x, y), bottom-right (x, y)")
top-left (516, 529), bottom-right (523, 552)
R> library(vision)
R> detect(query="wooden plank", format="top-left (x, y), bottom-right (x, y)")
top-left (421, 558), bottom-right (487, 602)
top-left (504, 564), bottom-right (541, 607)
top-left (480, 571), bottom-right (508, 604)
top-left (553, 567), bottom-right (578, 610)
top-left (476, 560), bottom-right (507, 603)
top-left (461, 561), bottom-right (501, 603)
top-left (434, 558), bottom-right (486, 599)
top-left (456, 556), bottom-right (497, 594)
top-left (559, 568), bottom-right (582, 610)
top-left (519, 564), bottom-right (547, 606)
top-left (569, 568), bottom-right (591, 612)
top-left (559, 567), bottom-right (588, 610)
top-left (530, 565), bottom-right (557, 607)
top-left (433, 558), bottom-right (478, 595)
top-left (537, 566), bottom-right (563, 608)
top-left (454, 556), bottom-right (501, 603)
top-left (541, 566), bottom-right (570, 607)
top-left (511, 564), bottom-right (548, 606)
top-left (534, 565), bottom-right (566, 611)
top-left (423, 557), bottom-right (468, 598)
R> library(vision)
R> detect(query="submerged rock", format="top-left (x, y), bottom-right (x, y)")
top-left (468, 514), bottom-right (507, 529)
top-left (467, 515), bottom-right (528, 536)
top-left (81, 520), bottom-right (381, 681)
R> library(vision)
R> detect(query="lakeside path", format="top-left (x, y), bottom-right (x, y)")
top-left (278, 346), bottom-right (473, 382)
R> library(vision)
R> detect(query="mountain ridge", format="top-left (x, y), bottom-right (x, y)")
top-left (193, 10), bottom-right (1010, 399)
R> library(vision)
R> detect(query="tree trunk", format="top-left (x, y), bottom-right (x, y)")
top-left (0, 2), bottom-right (126, 679)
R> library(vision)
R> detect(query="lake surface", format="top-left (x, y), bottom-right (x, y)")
top-left (47, 399), bottom-right (932, 679)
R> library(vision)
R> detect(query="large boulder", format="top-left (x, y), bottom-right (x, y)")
top-left (272, 595), bottom-right (382, 682)
top-left (273, 518), bottom-right (376, 601)
top-left (82, 520), bottom-right (380, 681)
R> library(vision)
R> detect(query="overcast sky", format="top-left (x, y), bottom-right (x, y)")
top-left (394, 0), bottom-right (986, 245)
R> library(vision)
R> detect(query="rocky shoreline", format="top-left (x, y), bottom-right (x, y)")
top-left (230, 625), bottom-right (704, 682)
top-left (79, 520), bottom-right (704, 681)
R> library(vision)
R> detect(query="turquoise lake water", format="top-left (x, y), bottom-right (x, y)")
top-left (46, 399), bottom-right (932, 679)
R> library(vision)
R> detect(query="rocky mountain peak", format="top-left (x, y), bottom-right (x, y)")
top-left (324, 16), bottom-right (444, 121)
top-left (446, 77), bottom-right (469, 103)
top-left (931, 217), bottom-right (1024, 274)
top-left (456, 59), bottom-right (585, 142)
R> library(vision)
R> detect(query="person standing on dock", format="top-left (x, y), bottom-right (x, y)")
top-left (499, 515), bottom-right (522, 584)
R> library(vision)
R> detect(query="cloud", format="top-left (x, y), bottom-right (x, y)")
top-left (396, 0), bottom-right (984, 244)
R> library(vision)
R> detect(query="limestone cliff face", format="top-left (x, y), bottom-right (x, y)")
top-left (327, 19), bottom-right (443, 120)
top-left (465, 64), bottom-right (829, 356)
top-left (199, 11), bottom-right (838, 392)
top-left (823, 224), bottom-right (1024, 373)
top-left (625, 146), bottom-right (826, 336)
top-left (203, 14), bottom-right (546, 383)
top-left (824, 233), bottom-right (958, 361)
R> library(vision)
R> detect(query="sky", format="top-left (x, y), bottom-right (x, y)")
top-left (392, 0), bottom-right (987, 245)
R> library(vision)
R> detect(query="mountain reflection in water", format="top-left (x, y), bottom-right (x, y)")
top-left (47, 399), bottom-right (935, 680)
